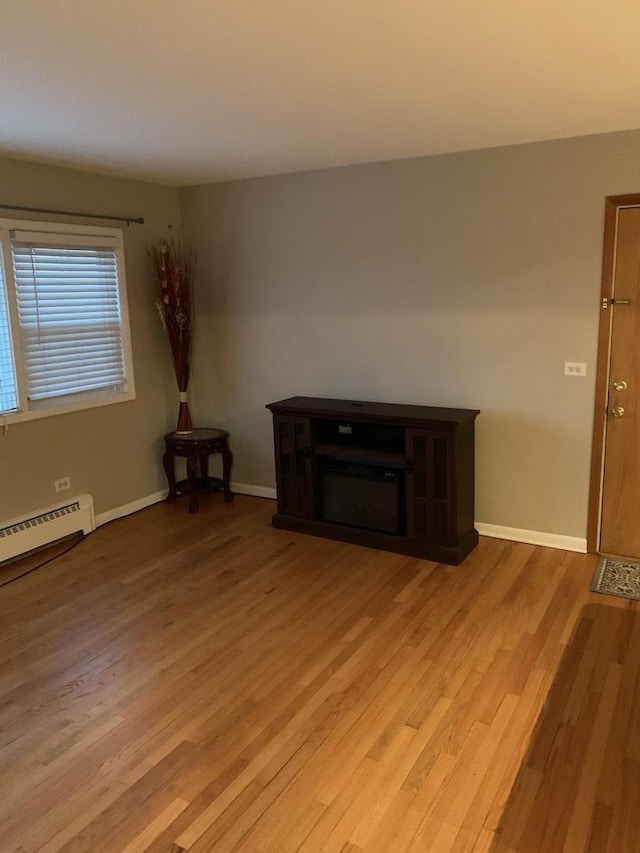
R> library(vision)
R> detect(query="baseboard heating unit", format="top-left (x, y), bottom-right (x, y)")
top-left (0, 494), bottom-right (95, 564)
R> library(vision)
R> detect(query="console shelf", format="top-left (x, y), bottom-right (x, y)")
top-left (267, 396), bottom-right (480, 566)
top-left (312, 443), bottom-right (407, 466)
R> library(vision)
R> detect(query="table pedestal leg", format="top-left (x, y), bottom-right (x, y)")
top-left (186, 453), bottom-right (199, 513)
top-left (222, 442), bottom-right (234, 503)
top-left (163, 448), bottom-right (176, 504)
top-left (200, 454), bottom-right (210, 492)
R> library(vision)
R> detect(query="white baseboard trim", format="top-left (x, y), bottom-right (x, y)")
top-left (221, 485), bottom-right (590, 554)
top-left (231, 482), bottom-right (277, 500)
top-left (94, 483), bottom-right (276, 528)
top-left (93, 484), bottom-right (588, 555)
top-left (95, 490), bottom-right (166, 527)
top-left (475, 522), bottom-right (587, 553)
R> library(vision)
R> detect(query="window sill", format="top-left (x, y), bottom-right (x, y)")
top-left (2, 389), bottom-right (136, 425)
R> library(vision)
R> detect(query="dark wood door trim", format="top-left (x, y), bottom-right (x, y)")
top-left (587, 193), bottom-right (640, 552)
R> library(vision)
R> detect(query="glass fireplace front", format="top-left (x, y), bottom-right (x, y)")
top-left (319, 457), bottom-right (404, 535)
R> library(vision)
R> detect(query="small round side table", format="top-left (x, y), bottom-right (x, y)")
top-left (163, 428), bottom-right (234, 513)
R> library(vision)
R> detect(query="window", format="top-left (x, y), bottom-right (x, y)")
top-left (0, 219), bottom-right (135, 422)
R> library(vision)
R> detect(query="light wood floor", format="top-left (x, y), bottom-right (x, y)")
top-left (0, 495), bottom-right (637, 852)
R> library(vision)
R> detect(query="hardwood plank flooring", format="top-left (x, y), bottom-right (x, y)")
top-left (0, 495), bottom-right (637, 851)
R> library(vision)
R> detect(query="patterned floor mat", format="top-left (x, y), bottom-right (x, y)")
top-left (591, 556), bottom-right (640, 600)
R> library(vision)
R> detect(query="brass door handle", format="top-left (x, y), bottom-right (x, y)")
top-left (611, 406), bottom-right (625, 418)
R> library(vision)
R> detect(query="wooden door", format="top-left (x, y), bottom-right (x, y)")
top-left (599, 206), bottom-right (640, 557)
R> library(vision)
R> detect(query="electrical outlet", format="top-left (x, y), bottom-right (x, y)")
top-left (54, 476), bottom-right (71, 493)
top-left (564, 362), bottom-right (587, 377)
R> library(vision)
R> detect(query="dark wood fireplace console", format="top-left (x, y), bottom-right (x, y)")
top-left (266, 396), bottom-right (480, 565)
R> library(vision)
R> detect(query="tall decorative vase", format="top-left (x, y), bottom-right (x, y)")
top-left (149, 237), bottom-right (196, 436)
top-left (176, 391), bottom-right (193, 434)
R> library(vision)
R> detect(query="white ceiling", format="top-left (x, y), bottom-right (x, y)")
top-left (2, 1), bottom-right (640, 187)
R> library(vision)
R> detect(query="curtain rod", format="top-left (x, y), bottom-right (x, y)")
top-left (0, 203), bottom-right (144, 226)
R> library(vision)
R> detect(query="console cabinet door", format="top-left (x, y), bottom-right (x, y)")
top-left (273, 415), bottom-right (314, 518)
top-left (406, 428), bottom-right (454, 545)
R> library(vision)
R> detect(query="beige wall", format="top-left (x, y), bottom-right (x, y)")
top-left (181, 130), bottom-right (640, 540)
top-left (0, 156), bottom-right (181, 521)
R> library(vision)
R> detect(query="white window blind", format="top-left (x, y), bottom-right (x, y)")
top-left (11, 232), bottom-right (127, 402)
top-left (0, 247), bottom-right (18, 414)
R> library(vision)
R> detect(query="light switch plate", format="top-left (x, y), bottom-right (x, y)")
top-left (564, 362), bottom-right (587, 377)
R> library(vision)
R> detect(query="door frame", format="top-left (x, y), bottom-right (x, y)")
top-left (587, 192), bottom-right (640, 552)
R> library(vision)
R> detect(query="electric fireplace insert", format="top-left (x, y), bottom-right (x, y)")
top-left (319, 456), bottom-right (404, 535)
